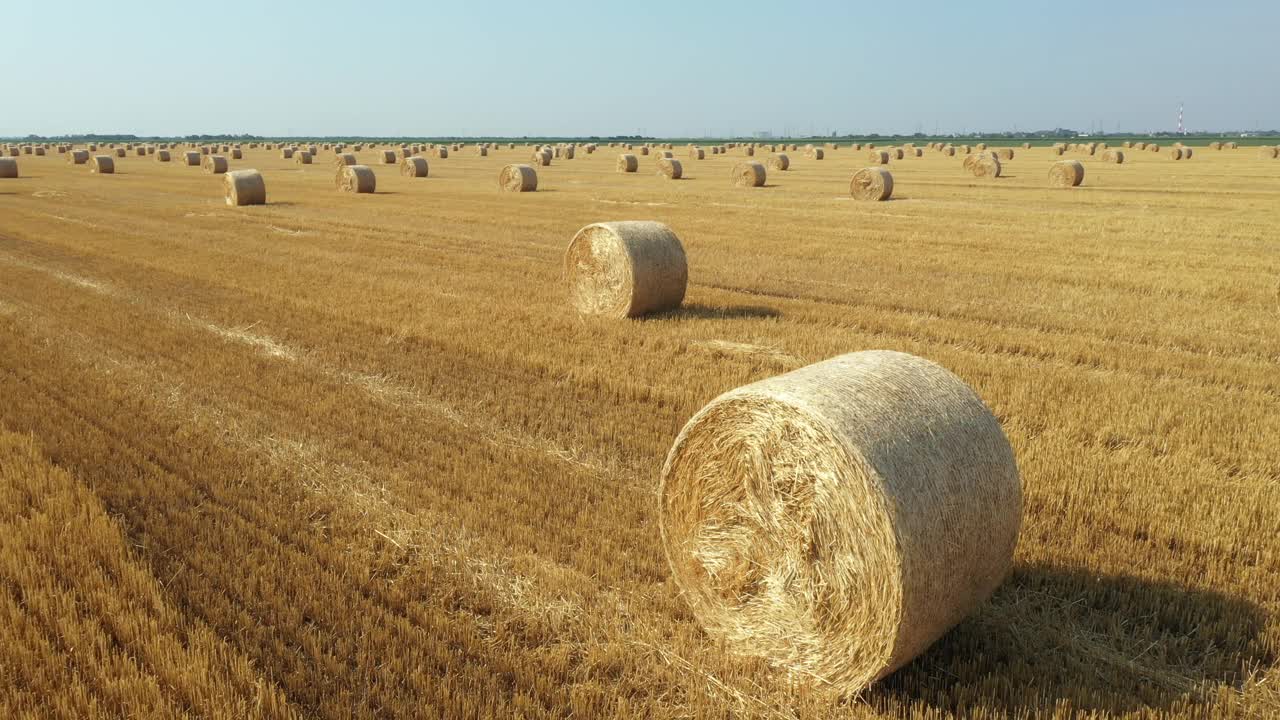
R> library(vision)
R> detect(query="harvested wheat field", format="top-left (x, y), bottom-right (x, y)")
top-left (0, 141), bottom-right (1278, 720)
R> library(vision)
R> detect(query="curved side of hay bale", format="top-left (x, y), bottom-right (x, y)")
top-left (941, 146), bottom-right (956, 157)
top-left (657, 157), bottom-right (683, 179)
top-left (223, 169), bottom-right (266, 206)
top-left (849, 167), bottom-right (893, 201)
top-left (732, 161), bottom-right (766, 187)
top-left (743, 146), bottom-right (755, 156)
top-left (659, 350), bottom-right (1021, 696)
top-left (690, 148), bottom-right (705, 160)
top-left (531, 150), bottom-right (552, 166)
top-left (616, 154), bottom-right (638, 173)
top-left (183, 151), bottom-right (201, 166)
top-left (294, 151), bottom-right (313, 165)
top-left (280, 148), bottom-right (295, 159)
top-left (334, 153), bottom-right (357, 167)
top-left (868, 150), bottom-right (889, 165)
top-left (1101, 149), bottom-right (1125, 164)
top-left (967, 154), bottom-right (1001, 178)
top-left (336, 165), bottom-right (376, 193)
top-left (1169, 147), bottom-right (1184, 160)
top-left (381, 150), bottom-right (397, 164)
top-left (156, 150), bottom-right (171, 162)
top-left (231, 149), bottom-right (243, 159)
top-left (1181, 147), bottom-right (1193, 159)
top-left (1048, 160), bottom-right (1085, 188)
top-left (768, 154), bottom-right (790, 171)
top-left (996, 148), bottom-right (1014, 161)
top-left (1051, 146), bottom-right (1064, 156)
top-left (498, 164), bottom-right (537, 192)
top-left (114, 148), bottom-right (126, 158)
top-left (401, 156), bottom-right (429, 177)
top-left (203, 155), bottom-right (229, 174)
top-left (0, 158), bottom-right (17, 178)
top-left (477, 146), bottom-right (489, 157)
top-left (90, 156), bottom-right (115, 174)
top-left (563, 221), bottom-right (687, 318)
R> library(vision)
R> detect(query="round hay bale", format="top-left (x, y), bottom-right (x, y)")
top-left (657, 157), bottom-right (683, 179)
top-left (112, 148), bottom-right (126, 158)
top-left (1169, 147), bottom-right (1184, 160)
top-left (690, 147), bottom-right (705, 160)
top-left (849, 167), bottom-right (893, 201)
top-left (941, 146), bottom-right (956, 157)
top-left (401, 156), bottom-right (429, 177)
top-left (334, 153), bottom-right (357, 167)
top-left (436, 146), bottom-right (450, 159)
top-left (1147, 143), bottom-right (1160, 152)
top-left (967, 154), bottom-right (1001, 178)
top-left (868, 150), bottom-right (890, 165)
top-left (657, 150), bottom-right (674, 159)
top-left (563, 221), bottom-right (687, 318)
top-left (639, 146), bottom-right (650, 155)
top-left (532, 150), bottom-right (552, 166)
top-left (743, 146), bottom-right (755, 156)
top-left (1181, 147), bottom-right (1194, 159)
top-left (732, 161), bottom-right (766, 187)
top-left (381, 150), bottom-right (397, 164)
top-left (336, 164), bottom-right (376, 193)
top-left (1021, 142), bottom-right (1031, 149)
top-left (223, 169), bottom-right (266, 206)
top-left (154, 149), bottom-right (171, 162)
top-left (183, 151), bottom-right (201, 166)
top-left (499, 164), bottom-right (537, 192)
top-left (477, 146), bottom-right (489, 157)
top-left (996, 148), bottom-right (1014, 161)
top-left (807, 148), bottom-right (825, 160)
top-left (1259, 146), bottom-right (1278, 159)
top-left (135, 146), bottom-right (147, 157)
top-left (1100, 149), bottom-right (1124, 164)
top-left (563, 146), bottom-right (575, 160)
top-left (0, 158), bottom-right (17, 178)
top-left (617, 154), bottom-right (638, 173)
top-left (280, 148), bottom-right (295, 159)
top-left (768, 154), bottom-right (790, 171)
top-left (1048, 160), bottom-right (1085, 187)
top-left (1226, 142), bottom-right (1238, 149)
top-left (659, 350), bottom-right (1021, 696)
top-left (203, 155), bottom-right (229, 174)
top-left (1208, 142), bottom-right (1222, 151)
top-left (294, 151), bottom-right (313, 165)
top-left (90, 156), bottom-right (115, 174)
top-left (1051, 146), bottom-right (1064, 156)
top-left (68, 150), bottom-right (89, 164)
top-left (1134, 142), bottom-right (1147, 150)
top-left (228, 148), bottom-right (241, 159)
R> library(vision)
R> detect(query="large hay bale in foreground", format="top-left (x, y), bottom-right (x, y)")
top-left (617, 154), bottom-right (638, 173)
top-left (336, 164), bottom-right (376, 193)
top-left (90, 156), bottom-right (115, 174)
top-left (0, 158), bottom-right (17, 178)
top-left (1100, 149), bottom-right (1124, 164)
top-left (1048, 160), bottom-right (1085, 187)
top-left (849, 167), bottom-right (893, 201)
top-left (224, 170), bottom-right (266, 206)
top-left (203, 155), bottom-right (229, 174)
top-left (499, 164), bottom-right (537, 192)
top-left (659, 350), bottom-right (1021, 696)
top-left (732, 161), bottom-right (766, 187)
top-left (401, 156), bottom-right (429, 177)
top-left (563, 221), bottom-right (687, 318)
top-left (768, 153), bottom-right (790, 171)
top-left (657, 157), bottom-right (683, 179)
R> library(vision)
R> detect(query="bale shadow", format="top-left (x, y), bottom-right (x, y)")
top-left (659, 303), bottom-right (780, 321)
top-left (872, 564), bottom-right (1272, 716)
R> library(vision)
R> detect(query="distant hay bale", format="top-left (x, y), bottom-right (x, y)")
top-left (1147, 143), bottom-right (1160, 152)
top-left (294, 151), bottom-right (313, 165)
top-left (183, 151), bottom-right (201, 166)
top-left (380, 150), bottom-right (396, 164)
top-left (231, 148), bottom-right (242, 159)
top-left (564, 221), bottom-right (687, 318)
top-left (477, 146), bottom-right (489, 156)
top-left (114, 148), bottom-right (127, 158)
top-left (996, 148), bottom-right (1014, 160)
top-left (0, 158), bottom-right (17, 178)
top-left (659, 349), bottom-right (1021, 696)
top-left (806, 147), bottom-right (825, 160)
top-left (1226, 142), bottom-right (1238, 149)
top-left (890, 148), bottom-right (904, 160)
top-left (135, 147), bottom-right (147, 156)
top-left (401, 156), bottom-right (429, 177)
top-left (868, 150), bottom-right (890, 165)
top-left (334, 153), bottom-right (356, 167)
top-left (690, 147), bottom-right (705, 160)
top-left (156, 150), bottom-right (171, 162)
top-left (1259, 146), bottom-right (1278, 159)
top-left (768, 154), bottom-right (790, 171)
top-left (658, 150), bottom-right (674, 159)
top-left (336, 164), bottom-right (376, 193)
top-left (1051, 146), bottom-right (1064, 156)
top-left (223, 169), bottom-right (266, 206)
top-left (1100, 149), bottom-right (1125, 164)
top-left (1022, 142), bottom-right (1031, 149)
top-left (941, 146), bottom-right (956, 157)
top-left (849, 167), bottom-right (893, 201)
top-left (1122, 141), bottom-right (1132, 148)
top-left (732, 161), bottom-right (766, 187)
top-left (1134, 142), bottom-right (1147, 150)
top-left (498, 164), bottom-right (538, 192)
top-left (68, 150), bottom-right (90, 164)
top-left (966, 153), bottom-right (1001, 178)
top-left (1181, 147), bottom-right (1194, 159)
top-left (743, 146), bottom-right (755, 156)
top-left (563, 146), bottom-right (575, 159)
top-left (617, 154), bottom-right (638, 172)
top-left (435, 146), bottom-right (450, 159)
top-left (975, 143), bottom-right (987, 151)
top-left (90, 156), bottom-right (115, 174)
top-left (1208, 142), bottom-right (1222, 151)
top-left (280, 148), bottom-right (295, 159)
top-left (532, 149), bottom-right (552, 166)
top-left (203, 155), bottom-right (229, 174)
top-left (1048, 160), bottom-right (1085, 187)
top-left (639, 146), bottom-right (650, 155)
top-left (1169, 147), bottom-right (1185, 160)
top-left (657, 157), bottom-right (684, 179)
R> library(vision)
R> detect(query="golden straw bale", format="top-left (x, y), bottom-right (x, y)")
top-left (564, 221), bottom-right (687, 318)
top-left (656, 157), bottom-right (683, 179)
top-left (616, 154), bottom-right (638, 173)
top-left (1100, 149), bottom-right (1124, 164)
top-left (0, 158), bottom-right (17, 178)
top-left (155, 150), bottom-right (171, 162)
top-left (90, 156), bottom-right (114, 174)
top-left (498, 164), bottom-right (537, 192)
top-left (223, 169), bottom-right (266, 206)
top-left (336, 164), bottom-right (376, 193)
top-left (732, 161), bottom-right (766, 187)
top-left (849, 167), bottom-right (893, 201)
top-left (1048, 160), bottom-right (1085, 187)
top-left (294, 151), bottom-right (313, 165)
top-left (868, 150), bottom-right (890, 165)
top-left (768, 154), bottom-right (790, 171)
top-left (203, 155), bottom-right (229, 174)
top-left (401, 156), bottom-right (429, 177)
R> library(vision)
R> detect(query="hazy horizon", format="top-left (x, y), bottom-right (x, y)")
top-left (5, 0), bottom-right (1277, 138)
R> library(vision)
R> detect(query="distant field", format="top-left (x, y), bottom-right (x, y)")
top-left (0, 141), bottom-right (1277, 719)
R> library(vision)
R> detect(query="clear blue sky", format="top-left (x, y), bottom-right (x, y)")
top-left (4, 0), bottom-right (1277, 137)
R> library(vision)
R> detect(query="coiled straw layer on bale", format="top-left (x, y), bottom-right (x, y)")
top-left (381, 150), bottom-right (397, 164)
top-left (732, 161), bottom-right (766, 187)
top-left (90, 156), bottom-right (115, 174)
top-left (531, 150), bottom-right (552, 166)
top-left (223, 170), bottom-right (266, 206)
top-left (0, 158), bottom-right (17, 178)
top-left (766, 154), bottom-right (790, 171)
top-left (498, 164), bottom-right (537, 192)
top-left (849, 167), bottom-right (893, 201)
top-left (1169, 148), bottom-right (1185, 160)
top-left (1048, 160), bottom-right (1085, 188)
top-left (868, 150), bottom-right (890, 165)
top-left (203, 155), bottom-right (229, 174)
top-left (183, 151), bottom-right (201, 166)
top-left (294, 151), bottom-right (313, 165)
top-left (806, 148), bottom-right (825, 160)
top-left (333, 153), bottom-right (357, 167)
top-left (659, 350), bottom-right (1021, 696)
top-left (996, 148), bottom-right (1014, 161)
top-left (690, 148), bottom-right (705, 160)
top-left (1100, 149), bottom-right (1124, 164)
top-left (400, 156), bottom-right (429, 177)
top-left (964, 154), bottom-right (1001, 178)
top-left (66, 150), bottom-right (88, 164)
top-left (1260, 146), bottom-right (1279, 159)
top-left (657, 157), bottom-right (683, 179)
top-left (616, 154), bottom-right (638, 173)
top-left (563, 221), bottom-right (687, 318)
top-left (336, 165), bottom-right (376, 193)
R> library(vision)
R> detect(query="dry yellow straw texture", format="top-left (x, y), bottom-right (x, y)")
top-left (294, 151), bottom-right (313, 165)
top-left (657, 157), bottom-right (683, 179)
top-left (690, 148), bottom-right (705, 160)
top-left (659, 350), bottom-right (1021, 696)
top-left (0, 158), bottom-right (17, 178)
top-left (381, 150), bottom-right (397, 164)
top-left (868, 150), bottom-right (890, 165)
top-left (498, 164), bottom-right (537, 192)
top-left (223, 169), bottom-right (266, 206)
top-left (231, 148), bottom-right (243, 159)
top-left (203, 155), bottom-right (229, 174)
top-left (616, 154), bottom-right (638, 173)
top-left (850, 167), bottom-right (894, 201)
top-left (66, 149), bottom-right (88, 164)
top-left (155, 150), bottom-right (171, 162)
top-left (400, 157), bottom-right (429, 178)
top-left (1048, 160), bottom-right (1085, 188)
top-left (114, 148), bottom-right (126, 158)
top-left (768, 154), bottom-right (790, 171)
top-left (997, 148), bottom-right (1015, 160)
top-left (182, 151), bottom-right (200, 166)
top-left (732, 161), bottom-right (766, 187)
top-left (966, 154), bottom-right (1001, 178)
top-left (90, 156), bottom-right (114, 174)
top-left (1170, 148), bottom-right (1185, 161)
top-left (336, 165), bottom-right (376, 193)
top-left (334, 153), bottom-right (357, 167)
top-left (563, 221), bottom-right (687, 318)
top-left (1101, 149), bottom-right (1125, 164)
top-left (532, 150), bottom-right (551, 166)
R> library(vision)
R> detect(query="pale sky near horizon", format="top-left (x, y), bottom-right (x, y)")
top-left (4, 0), bottom-right (1277, 137)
